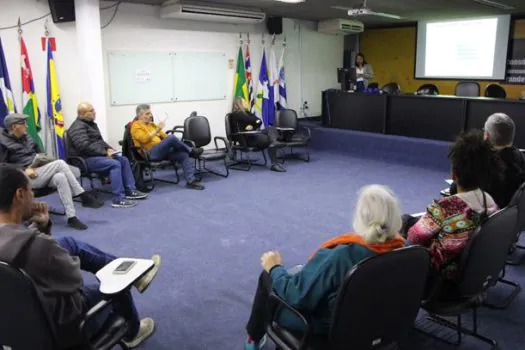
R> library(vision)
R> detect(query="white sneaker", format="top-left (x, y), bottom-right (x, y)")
top-left (134, 255), bottom-right (161, 293)
top-left (123, 318), bottom-right (155, 348)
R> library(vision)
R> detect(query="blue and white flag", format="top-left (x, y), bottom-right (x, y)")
top-left (0, 38), bottom-right (17, 126)
top-left (254, 49), bottom-right (270, 126)
top-left (277, 48), bottom-right (287, 110)
top-left (268, 45), bottom-right (279, 125)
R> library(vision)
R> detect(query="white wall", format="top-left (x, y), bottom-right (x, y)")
top-left (1, 0), bottom-right (343, 147)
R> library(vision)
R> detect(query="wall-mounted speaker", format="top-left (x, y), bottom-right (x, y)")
top-left (48, 0), bottom-right (76, 23)
top-left (266, 17), bottom-right (283, 35)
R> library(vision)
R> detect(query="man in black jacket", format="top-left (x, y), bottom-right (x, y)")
top-left (0, 113), bottom-right (102, 230)
top-left (0, 163), bottom-right (161, 348)
top-left (68, 102), bottom-right (147, 208)
top-left (483, 113), bottom-right (525, 208)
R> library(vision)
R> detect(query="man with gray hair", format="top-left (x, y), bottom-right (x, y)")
top-left (131, 104), bottom-right (204, 190)
top-left (483, 113), bottom-right (525, 207)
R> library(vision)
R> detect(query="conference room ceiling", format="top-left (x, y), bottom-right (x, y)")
top-left (119, 0), bottom-right (525, 26)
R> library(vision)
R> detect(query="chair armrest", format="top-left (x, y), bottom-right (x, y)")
top-left (95, 258), bottom-right (154, 295)
top-left (183, 139), bottom-right (197, 148)
top-left (214, 136), bottom-right (229, 151)
top-left (67, 156), bottom-right (89, 173)
top-left (267, 292), bottom-right (310, 350)
top-left (80, 299), bottom-right (114, 345)
top-left (167, 125), bottom-right (184, 136)
top-left (231, 130), bottom-right (264, 136)
top-left (276, 127), bottom-right (295, 132)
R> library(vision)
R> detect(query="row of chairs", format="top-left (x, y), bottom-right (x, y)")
top-left (266, 184), bottom-right (525, 350)
top-left (368, 81), bottom-right (508, 98)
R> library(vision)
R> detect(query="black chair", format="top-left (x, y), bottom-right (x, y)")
top-left (177, 115), bottom-right (229, 178)
top-left (122, 122), bottom-right (180, 191)
top-left (266, 246), bottom-right (431, 350)
top-left (224, 114), bottom-right (267, 171)
top-left (418, 206), bottom-right (521, 348)
top-left (485, 84), bottom-right (507, 99)
top-left (0, 261), bottom-right (129, 350)
top-left (507, 183), bottom-right (525, 265)
top-left (416, 84), bottom-right (439, 96)
top-left (368, 82), bottom-right (379, 89)
top-left (64, 130), bottom-right (112, 195)
top-left (455, 81), bottom-right (480, 97)
top-left (275, 109), bottom-right (311, 162)
top-left (33, 187), bottom-right (66, 216)
top-left (381, 82), bottom-right (401, 95)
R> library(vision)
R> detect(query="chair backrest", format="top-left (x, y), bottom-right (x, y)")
top-left (416, 84), bottom-right (439, 95)
top-left (457, 206), bottom-right (519, 296)
top-left (455, 81), bottom-right (480, 97)
top-left (275, 109), bottom-right (298, 130)
top-left (329, 246), bottom-right (430, 350)
top-left (122, 122), bottom-right (145, 162)
top-left (508, 182), bottom-right (525, 234)
top-left (224, 114), bottom-right (234, 142)
top-left (381, 82), bottom-right (401, 95)
top-left (183, 115), bottom-right (212, 148)
top-left (368, 82), bottom-right (379, 89)
top-left (63, 129), bottom-right (73, 158)
top-left (0, 261), bottom-right (56, 349)
top-left (485, 84), bottom-right (507, 98)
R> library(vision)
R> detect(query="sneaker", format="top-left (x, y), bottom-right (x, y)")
top-left (186, 180), bottom-right (205, 190)
top-left (134, 255), bottom-right (161, 293)
top-left (270, 163), bottom-right (286, 172)
top-left (244, 335), bottom-right (267, 350)
top-left (123, 318), bottom-right (155, 348)
top-left (111, 199), bottom-right (138, 208)
top-left (126, 190), bottom-right (148, 200)
top-left (79, 192), bottom-right (104, 209)
top-left (189, 147), bottom-right (204, 157)
top-left (67, 217), bottom-right (88, 230)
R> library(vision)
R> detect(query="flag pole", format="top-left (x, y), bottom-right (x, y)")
top-left (17, 18), bottom-right (23, 114)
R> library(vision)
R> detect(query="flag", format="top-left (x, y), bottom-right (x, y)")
top-left (46, 39), bottom-right (65, 159)
top-left (254, 49), bottom-right (270, 126)
top-left (233, 46), bottom-right (249, 104)
top-left (277, 48), bottom-right (287, 110)
top-left (20, 36), bottom-right (44, 150)
top-left (245, 44), bottom-right (255, 113)
top-left (0, 38), bottom-right (16, 126)
top-left (268, 45), bottom-right (279, 125)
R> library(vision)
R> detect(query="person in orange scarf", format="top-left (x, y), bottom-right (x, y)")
top-left (244, 185), bottom-right (407, 350)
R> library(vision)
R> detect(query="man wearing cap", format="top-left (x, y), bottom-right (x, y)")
top-left (0, 113), bottom-right (102, 230)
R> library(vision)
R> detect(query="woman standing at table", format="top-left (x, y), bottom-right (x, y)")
top-left (355, 53), bottom-right (374, 92)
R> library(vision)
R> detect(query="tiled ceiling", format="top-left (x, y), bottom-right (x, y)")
top-left (118, 0), bottom-right (525, 26)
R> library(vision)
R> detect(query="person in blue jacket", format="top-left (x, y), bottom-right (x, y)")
top-left (244, 184), bottom-right (407, 350)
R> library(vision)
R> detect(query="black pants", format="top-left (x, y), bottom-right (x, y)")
top-left (246, 127), bottom-right (284, 165)
top-left (246, 271), bottom-right (273, 343)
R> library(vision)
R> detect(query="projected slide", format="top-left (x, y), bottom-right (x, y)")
top-left (415, 15), bottom-right (511, 80)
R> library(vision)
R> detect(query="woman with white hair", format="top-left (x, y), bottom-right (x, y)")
top-left (243, 185), bottom-right (406, 350)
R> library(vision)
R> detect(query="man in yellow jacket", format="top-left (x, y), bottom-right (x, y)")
top-left (130, 104), bottom-right (204, 190)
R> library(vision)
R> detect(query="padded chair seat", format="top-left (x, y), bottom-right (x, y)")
top-left (199, 149), bottom-right (227, 161)
top-left (149, 160), bottom-right (174, 168)
top-left (90, 314), bottom-right (129, 350)
top-left (423, 294), bottom-right (482, 316)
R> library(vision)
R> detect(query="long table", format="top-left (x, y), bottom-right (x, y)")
top-left (322, 90), bottom-right (525, 148)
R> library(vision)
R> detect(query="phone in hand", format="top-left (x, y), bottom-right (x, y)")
top-left (113, 260), bottom-right (137, 274)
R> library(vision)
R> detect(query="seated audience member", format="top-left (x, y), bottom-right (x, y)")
top-left (0, 164), bottom-right (160, 348)
top-left (130, 104), bottom-right (204, 190)
top-left (244, 185), bottom-right (406, 349)
top-left (230, 97), bottom-right (286, 172)
top-left (449, 113), bottom-right (525, 208)
top-left (407, 130), bottom-right (501, 296)
top-left (0, 113), bottom-right (102, 230)
top-left (68, 102), bottom-right (148, 208)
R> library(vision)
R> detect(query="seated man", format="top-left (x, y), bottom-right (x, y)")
top-left (449, 113), bottom-right (525, 208)
top-left (0, 163), bottom-right (161, 349)
top-left (0, 113), bottom-right (102, 230)
top-left (130, 104), bottom-right (204, 190)
top-left (406, 130), bottom-right (501, 299)
top-left (68, 102), bottom-right (148, 208)
top-left (244, 185), bottom-right (406, 349)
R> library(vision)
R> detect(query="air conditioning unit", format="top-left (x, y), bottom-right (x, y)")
top-left (160, 1), bottom-right (266, 24)
top-left (318, 19), bottom-right (364, 35)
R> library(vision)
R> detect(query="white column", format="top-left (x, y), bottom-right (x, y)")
top-left (74, 0), bottom-right (108, 139)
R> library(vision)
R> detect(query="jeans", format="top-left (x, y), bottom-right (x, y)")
top-left (56, 237), bottom-right (140, 339)
top-left (149, 135), bottom-right (196, 183)
top-left (85, 155), bottom-right (137, 200)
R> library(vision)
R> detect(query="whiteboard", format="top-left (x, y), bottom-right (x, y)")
top-left (108, 51), bottom-right (174, 106)
top-left (172, 52), bottom-right (227, 102)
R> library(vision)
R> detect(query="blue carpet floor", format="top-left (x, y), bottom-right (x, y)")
top-left (45, 128), bottom-right (525, 349)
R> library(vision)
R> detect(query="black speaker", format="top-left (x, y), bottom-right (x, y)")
top-left (48, 0), bottom-right (76, 23)
top-left (266, 17), bottom-right (283, 35)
